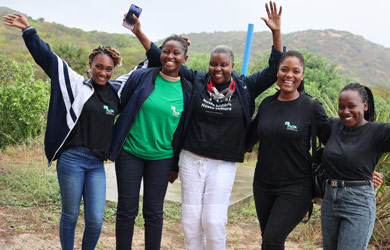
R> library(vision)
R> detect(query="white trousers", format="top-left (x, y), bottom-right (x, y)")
top-left (179, 150), bottom-right (237, 250)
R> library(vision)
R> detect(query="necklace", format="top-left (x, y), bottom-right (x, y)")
top-left (206, 79), bottom-right (236, 103)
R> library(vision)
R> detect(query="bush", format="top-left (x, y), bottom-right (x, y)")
top-left (0, 56), bottom-right (49, 150)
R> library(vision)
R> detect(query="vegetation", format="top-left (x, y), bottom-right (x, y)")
top-left (0, 56), bottom-right (49, 150)
top-left (0, 6), bottom-right (389, 249)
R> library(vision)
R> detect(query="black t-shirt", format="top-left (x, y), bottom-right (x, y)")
top-left (183, 82), bottom-right (246, 162)
top-left (323, 118), bottom-right (390, 181)
top-left (63, 83), bottom-right (119, 160)
top-left (254, 94), bottom-right (329, 186)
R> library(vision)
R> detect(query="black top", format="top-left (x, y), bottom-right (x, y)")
top-left (63, 83), bottom-right (119, 160)
top-left (183, 82), bottom-right (246, 162)
top-left (254, 94), bottom-right (329, 186)
top-left (323, 118), bottom-right (390, 181)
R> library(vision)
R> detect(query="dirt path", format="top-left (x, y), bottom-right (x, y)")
top-left (0, 206), bottom-right (309, 250)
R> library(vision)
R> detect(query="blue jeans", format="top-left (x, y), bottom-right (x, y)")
top-left (321, 182), bottom-right (376, 250)
top-left (56, 147), bottom-right (106, 250)
top-left (115, 150), bottom-right (172, 250)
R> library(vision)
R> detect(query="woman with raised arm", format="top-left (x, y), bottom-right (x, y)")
top-left (128, 2), bottom-right (284, 249)
top-left (108, 35), bottom-right (193, 249)
top-left (321, 83), bottom-right (390, 250)
top-left (3, 14), bottom-right (122, 250)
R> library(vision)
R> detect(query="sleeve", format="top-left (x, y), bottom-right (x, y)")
top-left (245, 46), bottom-right (285, 98)
top-left (22, 28), bottom-right (84, 93)
top-left (375, 123), bottom-right (390, 152)
top-left (314, 99), bottom-right (331, 145)
top-left (118, 71), bottom-right (143, 112)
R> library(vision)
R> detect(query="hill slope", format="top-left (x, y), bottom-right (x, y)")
top-left (1, 6), bottom-right (389, 86)
top-left (180, 30), bottom-right (390, 86)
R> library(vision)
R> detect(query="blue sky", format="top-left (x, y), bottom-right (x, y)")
top-left (1, 0), bottom-right (389, 48)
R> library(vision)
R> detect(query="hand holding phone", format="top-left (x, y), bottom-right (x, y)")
top-left (123, 4), bottom-right (142, 30)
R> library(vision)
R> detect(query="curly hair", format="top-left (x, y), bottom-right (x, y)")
top-left (88, 46), bottom-right (122, 67)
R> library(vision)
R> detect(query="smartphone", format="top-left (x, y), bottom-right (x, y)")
top-left (123, 4), bottom-right (142, 30)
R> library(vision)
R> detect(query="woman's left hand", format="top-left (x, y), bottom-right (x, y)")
top-left (261, 1), bottom-right (282, 32)
top-left (373, 171), bottom-right (383, 187)
top-left (169, 171), bottom-right (178, 184)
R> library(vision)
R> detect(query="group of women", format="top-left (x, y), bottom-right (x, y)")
top-left (3, 1), bottom-right (389, 249)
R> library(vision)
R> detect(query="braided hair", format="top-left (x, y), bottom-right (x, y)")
top-left (340, 82), bottom-right (376, 122)
top-left (88, 46), bottom-right (122, 67)
top-left (162, 35), bottom-right (188, 55)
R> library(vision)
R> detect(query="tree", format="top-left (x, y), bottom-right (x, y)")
top-left (0, 56), bottom-right (49, 150)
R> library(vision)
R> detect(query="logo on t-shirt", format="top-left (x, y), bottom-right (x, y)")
top-left (171, 106), bottom-right (180, 117)
top-left (103, 105), bottom-right (115, 115)
top-left (284, 121), bottom-right (298, 131)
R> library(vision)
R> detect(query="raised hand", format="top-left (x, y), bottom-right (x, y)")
top-left (261, 1), bottom-right (282, 32)
top-left (3, 13), bottom-right (30, 30)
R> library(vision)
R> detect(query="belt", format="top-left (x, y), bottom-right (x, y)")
top-left (326, 179), bottom-right (371, 187)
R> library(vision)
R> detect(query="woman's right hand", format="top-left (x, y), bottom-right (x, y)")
top-left (3, 13), bottom-right (30, 30)
top-left (123, 13), bottom-right (141, 36)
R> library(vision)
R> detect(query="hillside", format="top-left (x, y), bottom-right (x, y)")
top-left (179, 30), bottom-right (390, 86)
top-left (0, 7), bottom-right (146, 79)
top-left (1, 6), bottom-right (389, 86)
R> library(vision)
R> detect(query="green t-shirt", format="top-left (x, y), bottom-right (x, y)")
top-left (123, 73), bottom-right (184, 160)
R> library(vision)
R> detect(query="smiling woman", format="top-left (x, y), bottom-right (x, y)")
top-left (107, 35), bottom-right (192, 250)
top-left (321, 83), bottom-right (390, 250)
top-left (252, 50), bottom-right (330, 249)
top-left (3, 13), bottom-right (123, 250)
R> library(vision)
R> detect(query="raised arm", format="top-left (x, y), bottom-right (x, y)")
top-left (3, 13), bottom-right (76, 80)
top-left (129, 14), bottom-right (152, 52)
top-left (245, 1), bottom-right (284, 98)
top-left (261, 1), bottom-right (282, 53)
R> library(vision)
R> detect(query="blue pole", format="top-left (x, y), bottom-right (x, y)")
top-left (241, 23), bottom-right (254, 76)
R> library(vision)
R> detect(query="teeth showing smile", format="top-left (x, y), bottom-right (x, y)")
top-left (283, 80), bottom-right (294, 85)
top-left (165, 62), bottom-right (175, 66)
top-left (345, 117), bottom-right (353, 121)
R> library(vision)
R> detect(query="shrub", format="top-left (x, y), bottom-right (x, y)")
top-left (0, 56), bottom-right (49, 150)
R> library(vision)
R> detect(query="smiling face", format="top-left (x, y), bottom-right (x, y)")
top-left (160, 40), bottom-right (188, 77)
top-left (209, 53), bottom-right (234, 84)
top-left (276, 56), bottom-right (303, 97)
top-left (89, 54), bottom-right (115, 85)
top-left (338, 90), bottom-right (368, 129)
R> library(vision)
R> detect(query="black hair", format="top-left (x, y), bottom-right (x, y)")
top-left (161, 35), bottom-right (188, 55)
top-left (340, 82), bottom-right (376, 122)
top-left (279, 50), bottom-right (305, 93)
top-left (210, 45), bottom-right (234, 64)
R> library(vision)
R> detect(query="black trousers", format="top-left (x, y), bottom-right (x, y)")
top-left (253, 178), bottom-right (312, 250)
top-left (115, 149), bottom-right (173, 250)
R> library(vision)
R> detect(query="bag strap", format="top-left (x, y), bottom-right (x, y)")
top-left (311, 97), bottom-right (318, 165)
top-left (303, 97), bottom-right (318, 224)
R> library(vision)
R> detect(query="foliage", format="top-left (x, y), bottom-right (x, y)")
top-left (53, 43), bottom-right (89, 75)
top-left (0, 56), bottom-right (49, 150)
top-left (186, 52), bottom-right (209, 73)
